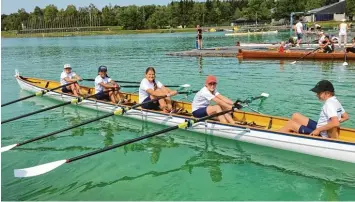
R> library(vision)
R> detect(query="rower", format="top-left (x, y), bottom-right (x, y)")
top-left (139, 67), bottom-right (178, 113)
top-left (345, 37), bottom-right (355, 53)
top-left (60, 64), bottom-right (82, 96)
top-left (279, 80), bottom-right (349, 139)
top-left (94, 66), bottom-right (123, 104)
top-left (287, 37), bottom-right (297, 47)
top-left (191, 75), bottom-right (236, 124)
top-left (320, 35), bottom-right (334, 53)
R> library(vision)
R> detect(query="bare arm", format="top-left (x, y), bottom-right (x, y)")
top-left (340, 112), bottom-right (349, 123)
top-left (216, 94), bottom-right (233, 105)
top-left (212, 96), bottom-right (233, 110)
top-left (310, 117), bottom-right (339, 136)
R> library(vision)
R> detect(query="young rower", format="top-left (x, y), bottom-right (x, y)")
top-left (318, 31), bottom-right (326, 45)
top-left (94, 66), bottom-right (123, 104)
top-left (345, 37), bottom-right (355, 53)
top-left (60, 64), bottom-right (82, 96)
top-left (139, 67), bottom-right (178, 113)
top-left (192, 75), bottom-right (235, 124)
top-left (320, 35), bottom-right (334, 53)
top-left (279, 80), bottom-right (349, 138)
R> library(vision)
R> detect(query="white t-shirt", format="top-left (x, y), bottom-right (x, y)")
top-left (139, 78), bottom-right (163, 103)
top-left (295, 22), bottom-right (303, 34)
top-left (317, 96), bottom-right (345, 137)
top-left (95, 75), bottom-right (112, 93)
top-left (192, 86), bottom-right (220, 112)
top-left (339, 23), bottom-right (347, 36)
top-left (60, 71), bottom-right (76, 85)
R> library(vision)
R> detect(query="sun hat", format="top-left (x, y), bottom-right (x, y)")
top-left (205, 75), bottom-right (217, 85)
top-left (63, 64), bottom-right (71, 69)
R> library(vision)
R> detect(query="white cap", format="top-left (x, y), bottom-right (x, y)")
top-left (342, 19), bottom-right (346, 22)
top-left (63, 64), bottom-right (71, 69)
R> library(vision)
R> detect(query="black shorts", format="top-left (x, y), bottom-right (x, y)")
top-left (346, 47), bottom-right (355, 53)
top-left (323, 45), bottom-right (334, 53)
top-left (141, 96), bottom-right (160, 110)
top-left (96, 91), bottom-right (110, 100)
top-left (61, 86), bottom-right (71, 93)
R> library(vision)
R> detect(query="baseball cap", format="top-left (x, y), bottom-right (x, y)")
top-left (98, 65), bottom-right (108, 72)
top-left (310, 80), bottom-right (334, 93)
top-left (205, 75), bottom-right (217, 84)
top-left (63, 64), bottom-right (71, 69)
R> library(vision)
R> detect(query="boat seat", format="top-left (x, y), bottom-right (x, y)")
top-left (45, 82), bottom-right (50, 88)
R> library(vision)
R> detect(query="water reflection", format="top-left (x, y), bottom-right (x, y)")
top-left (197, 56), bottom-right (203, 74)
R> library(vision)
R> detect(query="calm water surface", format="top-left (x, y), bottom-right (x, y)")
top-left (1, 32), bottom-right (355, 200)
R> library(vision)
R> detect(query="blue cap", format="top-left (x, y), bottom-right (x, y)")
top-left (98, 66), bottom-right (107, 72)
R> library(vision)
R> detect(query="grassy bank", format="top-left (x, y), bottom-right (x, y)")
top-left (1, 27), bottom-right (197, 38)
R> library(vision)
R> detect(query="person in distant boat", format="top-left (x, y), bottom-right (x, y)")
top-left (139, 67), bottom-right (178, 113)
top-left (287, 37), bottom-right (297, 47)
top-left (60, 64), bottom-right (82, 96)
top-left (94, 66), bottom-right (123, 104)
top-left (345, 37), bottom-right (355, 53)
top-left (294, 19), bottom-right (303, 47)
top-left (196, 25), bottom-right (203, 49)
top-left (339, 19), bottom-right (348, 48)
top-left (279, 80), bottom-right (349, 139)
top-left (192, 75), bottom-right (237, 124)
top-left (320, 36), bottom-right (334, 53)
top-left (278, 41), bottom-right (286, 53)
top-left (236, 41), bottom-right (241, 46)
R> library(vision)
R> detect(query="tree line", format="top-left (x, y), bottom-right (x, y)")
top-left (2, 0), bottom-right (355, 31)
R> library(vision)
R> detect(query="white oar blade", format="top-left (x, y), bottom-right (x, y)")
top-left (261, 93), bottom-right (269, 98)
top-left (343, 62), bottom-right (348, 66)
top-left (14, 159), bottom-right (66, 178)
top-left (180, 84), bottom-right (191, 88)
top-left (290, 61), bottom-right (297, 65)
top-left (1, 144), bottom-right (18, 153)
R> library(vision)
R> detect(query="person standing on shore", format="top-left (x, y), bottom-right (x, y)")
top-left (339, 19), bottom-right (348, 48)
top-left (294, 19), bottom-right (303, 47)
top-left (196, 25), bottom-right (203, 50)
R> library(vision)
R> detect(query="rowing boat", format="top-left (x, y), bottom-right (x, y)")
top-left (237, 49), bottom-right (355, 60)
top-left (237, 43), bottom-right (352, 48)
top-left (225, 30), bottom-right (278, 36)
top-left (14, 72), bottom-right (355, 164)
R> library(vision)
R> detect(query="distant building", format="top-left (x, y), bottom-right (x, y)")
top-left (304, 0), bottom-right (346, 22)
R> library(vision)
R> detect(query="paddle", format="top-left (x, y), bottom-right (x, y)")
top-left (12, 93), bottom-right (269, 177)
top-left (1, 88), bottom-right (194, 153)
top-left (119, 84), bottom-right (191, 88)
top-left (290, 47), bottom-right (320, 64)
top-left (1, 89), bottom-right (118, 124)
top-left (13, 108), bottom-right (237, 177)
top-left (343, 50), bottom-right (348, 66)
top-left (82, 78), bottom-right (140, 84)
top-left (1, 81), bottom-right (77, 107)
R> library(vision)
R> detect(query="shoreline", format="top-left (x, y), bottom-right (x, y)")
top-left (1, 28), bottom-right (197, 38)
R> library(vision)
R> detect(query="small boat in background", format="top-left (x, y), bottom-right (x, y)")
top-left (225, 30), bottom-right (278, 36)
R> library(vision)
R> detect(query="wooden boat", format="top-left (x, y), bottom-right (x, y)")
top-left (14, 72), bottom-right (355, 164)
top-left (225, 30), bottom-right (278, 36)
top-left (237, 43), bottom-right (352, 48)
top-left (237, 49), bottom-right (355, 60)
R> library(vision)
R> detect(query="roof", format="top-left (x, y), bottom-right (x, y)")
top-left (307, 0), bottom-right (345, 14)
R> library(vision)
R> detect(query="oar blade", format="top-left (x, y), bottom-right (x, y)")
top-left (1, 144), bottom-right (18, 153)
top-left (343, 62), bottom-right (348, 66)
top-left (260, 93), bottom-right (269, 98)
top-left (290, 61), bottom-right (297, 65)
top-left (14, 159), bottom-right (66, 178)
top-left (180, 84), bottom-right (191, 88)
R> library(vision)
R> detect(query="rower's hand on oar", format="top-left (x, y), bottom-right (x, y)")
top-left (167, 90), bottom-right (178, 97)
top-left (233, 100), bottom-right (243, 109)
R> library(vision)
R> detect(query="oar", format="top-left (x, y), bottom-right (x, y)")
top-left (343, 50), bottom-right (348, 66)
top-left (1, 81), bottom-right (77, 107)
top-left (119, 84), bottom-right (191, 88)
top-left (82, 78), bottom-right (140, 84)
top-left (13, 93), bottom-right (268, 177)
top-left (1, 89), bottom-right (112, 125)
top-left (1, 88), bottom-right (193, 153)
top-left (290, 47), bottom-right (320, 64)
top-left (13, 108), bottom-right (237, 177)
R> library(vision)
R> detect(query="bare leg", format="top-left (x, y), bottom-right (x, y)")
top-left (207, 105), bottom-right (227, 123)
top-left (109, 91), bottom-right (117, 104)
top-left (278, 120), bottom-right (302, 133)
top-left (219, 104), bottom-right (234, 124)
top-left (155, 89), bottom-right (172, 111)
top-left (69, 84), bottom-right (78, 96)
top-left (74, 83), bottom-right (83, 95)
top-left (327, 127), bottom-right (339, 139)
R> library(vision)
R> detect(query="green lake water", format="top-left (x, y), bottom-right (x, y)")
top-left (1, 32), bottom-right (355, 200)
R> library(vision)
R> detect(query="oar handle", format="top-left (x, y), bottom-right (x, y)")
top-left (82, 79), bottom-right (140, 84)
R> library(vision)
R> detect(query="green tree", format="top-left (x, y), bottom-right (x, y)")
top-left (346, 0), bottom-right (355, 20)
